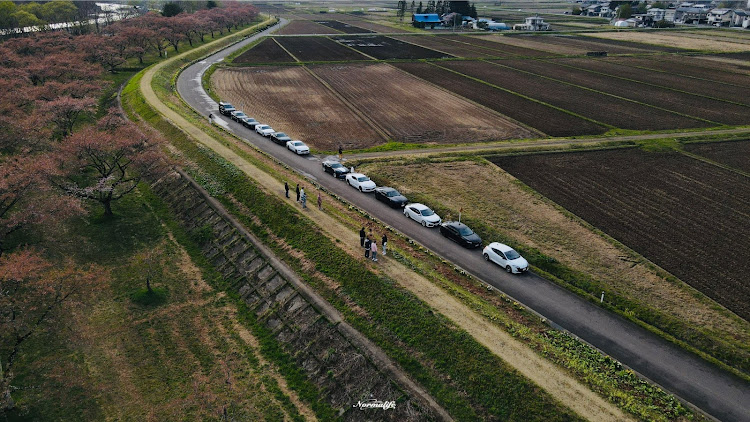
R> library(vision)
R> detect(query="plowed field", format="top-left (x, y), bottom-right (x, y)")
top-left (334, 35), bottom-right (452, 60)
top-left (391, 35), bottom-right (499, 58)
top-left (315, 20), bottom-right (373, 34)
top-left (587, 31), bottom-right (750, 53)
top-left (491, 148), bottom-right (750, 320)
top-left (442, 60), bottom-right (712, 131)
top-left (685, 140), bottom-right (750, 173)
top-left (310, 63), bottom-right (538, 143)
top-left (276, 36), bottom-right (370, 62)
top-left (442, 34), bottom-right (558, 57)
top-left (277, 20), bottom-right (336, 35)
top-left (392, 61), bottom-right (606, 137)
top-left (501, 59), bottom-right (749, 126)
top-left (234, 37), bottom-right (294, 64)
top-left (211, 66), bottom-right (384, 150)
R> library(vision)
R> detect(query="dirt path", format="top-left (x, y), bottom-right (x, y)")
top-left (139, 42), bottom-right (633, 422)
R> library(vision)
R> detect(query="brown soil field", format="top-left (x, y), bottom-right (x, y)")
top-left (692, 55), bottom-right (750, 76)
top-left (315, 20), bottom-right (373, 34)
top-left (574, 34), bottom-right (688, 53)
top-left (509, 34), bottom-right (669, 55)
top-left (233, 37), bottom-right (295, 64)
top-left (334, 35), bottom-right (452, 60)
top-left (480, 34), bottom-right (586, 55)
top-left (275, 36), bottom-right (370, 61)
top-left (277, 20), bottom-right (338, 35)
top-left (502, 59), bottom-right (750, 125)
top-left (393, 61), bottom-right (606, 137)
top-left (391, 35), bottom-right (499, 58)
top-left (338, 19), bottom-right (400, 33)
top-left (586, 56), bottom-right (750, 103)
top-left (360, 158), bottom-right (750, 377)
top-left (685, 139), bottom-right (750, 173)
top-left (586, 31), bottom-right (750, 52)
top-left (211, 66), bottom-right (384, 150)
top-left (310, 63), bottom-right (538, 143)
top-left (491, 148), bottom-right (750, 320)
top-left (676, 31), bottom-right (750, 46)
top-left (443, 60), bottom-right (712, 131)
top-left (441, 34), bottom-right (556, 57)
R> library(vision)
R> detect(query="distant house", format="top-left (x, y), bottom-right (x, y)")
top-left (674, 5), bottom-right (709, 23)
top-left (707, 8), bottom-right (734, 26)
top-left (512, 16), bottom-right (550, 31)
top-left (647, 8), bottom-right (667, 21)
top-left (412, 13), bottom-right (441, 29)
top-left (732, 10), bottom-right (749, 27)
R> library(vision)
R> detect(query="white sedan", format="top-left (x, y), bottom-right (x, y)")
top-left (286, 140), bottom-right (310, 155)
top-left (482, 242), bottom-right (529, 274)
top-left (346, 173), bottom-right (376, 192)
top-left (404, 203), bottom-right (441, 227)
top-left (255, 124), bottom-right (275, 137)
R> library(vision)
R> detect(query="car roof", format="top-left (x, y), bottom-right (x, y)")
top-left (489, 242), bottom-right (513, 252)
top-left (409, 203), bottom-right (429, 210)
top-left (445, 221), bottom-right (468, 229)
top-left (376, 186), bottom-right (395, 192)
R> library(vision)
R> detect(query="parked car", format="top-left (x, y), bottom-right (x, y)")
top-left (255, 124), bottom-right (275, 137)
top-left (219, 102), bottom-right (235, 116)
top-left (322, 160), bottom-right (349, 179)
top-left (230, 110), bottom-right (248, 122)
top-left (404, 203), bottom-right (441, 227)
top-left (374, 187), bottom-right (408, 208)
top-left (439, 221), bottom-right (482, 248)
top-left (240, 117), bottom-right (259, 129)
top-left (482, 242), bottom-right (529, 274)
top-left (271, 131), bottom-right (292, 146)
top-left (286, 140), bottom-right (310, 155)
top-left (346, 173), bottom-right (376, 192)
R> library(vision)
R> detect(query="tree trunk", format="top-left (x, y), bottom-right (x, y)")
top-left (103, 200), bottom-right (113, 216)
top-left (146, 276), bottom-right (152, 292)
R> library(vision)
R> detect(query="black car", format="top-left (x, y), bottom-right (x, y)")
top-left (270, 132), bottom-right (292, 146)
top-left (439, 221), bottom-right (482, 248)
top-left (322, 160), bottom-right (349, 179)
top-left (240, 117), bottom-right (259, 129)
top-left (230, 110), bottom-right (248, 122)
top-left (374, 187), bottom-right (408, 208)
top-left (219, 102), bottom-right (235, 116)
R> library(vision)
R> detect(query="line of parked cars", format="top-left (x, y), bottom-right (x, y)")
top-left (219, 102), bottom-right (310, 155)
top-left (321, 159), bottom-right (529, 274)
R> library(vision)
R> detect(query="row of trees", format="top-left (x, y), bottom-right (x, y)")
top-left (1, 1), bottom-right (258, 411)
top-left (397, 1), bottom-right (479, 20)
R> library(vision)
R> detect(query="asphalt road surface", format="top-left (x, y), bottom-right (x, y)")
top-left (176, 19), bottom-right (750, 422)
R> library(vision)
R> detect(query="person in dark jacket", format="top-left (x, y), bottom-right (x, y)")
top-left (284, 181), bottom-right (289, 198)
top-left (360, 227), bottom-right (366, 247)
top-left (296, 183), bottom-right (300, 202)
top-left (364, 236), bottom-right (371, 259)
top-left (382, 233), bottom-right (387, 256)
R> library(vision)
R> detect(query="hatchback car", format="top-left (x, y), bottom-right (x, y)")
top-left (440, 221), bottom-right (482, 248)
top-left (346, 173), bottom-right (376, 192)
top-left (271, 132), bottom-right (292, 146)
top-left (322, 160), bottom-right (349, 179)
top-left (404, 203), bottom-right (441, 227)
top-left (286, 140), bottom-right (310, 155)
top-left (230, 110), bottom-right (248, 122)
top-left (374, 187), bottom-right (408, 208)
top-left (255, 124), bottom-right (275, 137)
top-left (482, 242), bottom-right (529, 274)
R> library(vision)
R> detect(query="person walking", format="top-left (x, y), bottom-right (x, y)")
top-left (295, 183), bottom-right (300, 202)
top-left (360, 227), bottom-right (366, 247)
top-left (300, 187), bottom-right (307, 209)
top-left (338, 145), bottom-right (343, 160)
top-left (364, 236), bottom-right (371, 259)
top-left (208, 113), bottom-right (214, 124)
top-left (284, 181), bottom-right (289, 198)
top-left (371, 239), bottom-right (378, 262)
top-left (317, 191), bottom-right (322, 210)
top-left (382, 233), bottom-right (387, 256)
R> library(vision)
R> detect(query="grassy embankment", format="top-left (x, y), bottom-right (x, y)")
top-left (127, 18), bottom-right (700, 421)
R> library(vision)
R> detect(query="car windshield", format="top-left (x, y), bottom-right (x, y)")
top-left (505, 249), bottom-right (521, 260)
top-left (276, 133), bottom-right (287, 137)
top-left (387, 190), bottom-right (400, 197)
top-left (331, 163), bottom-right (343, 169)
top-left (293, 142), bottom-right (304, 146)
top-left (235, 112), bottom-right (246, 117)
top-left (259, 125), bottom-right (268, 129)
top-left (458, 227), bottom-right (474, 236)
top-left (357, 176), bottom-right (370, 182)
top-left (420, 209), bottom-right (434, 216)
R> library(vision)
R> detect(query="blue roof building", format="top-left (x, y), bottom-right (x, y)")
top-left (412, 13), bottom-right (441, 28)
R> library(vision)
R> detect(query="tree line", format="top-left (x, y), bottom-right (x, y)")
top-left (0, 1), bottom-right (259, 412)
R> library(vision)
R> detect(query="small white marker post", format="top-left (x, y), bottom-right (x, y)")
top-left (600, 292), bottom-right (605, 303)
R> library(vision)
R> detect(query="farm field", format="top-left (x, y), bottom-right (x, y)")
top-left (502, 59), bottom-right (750, 125)
top-left (442, 34), bottom-right (556, 57)
top-left (233, 37), bottom-right (294, 64)
top-left (442, 60), bottom-right (712, 131)
top-left (276, 20), bottom-right (335, 35)
top-left (211, 66), bottom-right (385, 150)
top-left (477, 34), bottom-right (587, 55)
top-left (315, 20), bottom-right (373, 33)
top-left (586, 31), bottom-right (750, 52)
top-left (685, 140), bottom-right (750, 173)
top-left (333, 35), bottom-right (452, 59)
top-left (392, 61), bottom-right (607, 137)
top-left (309, 63), bottom-right (538, 144)
top-left (491, 148), bottom-right (750, 320)
top-left (391, 35), bottom-right (499, 58)
top-left (276, 36), bottom-right (370, 61)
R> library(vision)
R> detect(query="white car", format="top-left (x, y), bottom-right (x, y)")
top-left (404, 203), bottom-right (441, 227)
top-left (482, 242), bottom-right (529, 274)
top-left (286, 140), bottom-right (310, 155)
top-left (255, 124), bottom-right (275, 137)
top-left (346, 173), bottom-right (376, 192)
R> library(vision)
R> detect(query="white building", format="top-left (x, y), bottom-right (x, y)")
top-left (707, 8), bottom-right (734, 26)
top-left (513, 16), bottom-right (550, 31)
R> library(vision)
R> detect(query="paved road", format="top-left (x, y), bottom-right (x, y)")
top-left (176, 19), bottom-right (750, 422)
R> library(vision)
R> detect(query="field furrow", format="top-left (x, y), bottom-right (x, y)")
top-left (275, 36), bottom-right (370, 62)
top-left (685, 140), bottom-right (750, 173)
